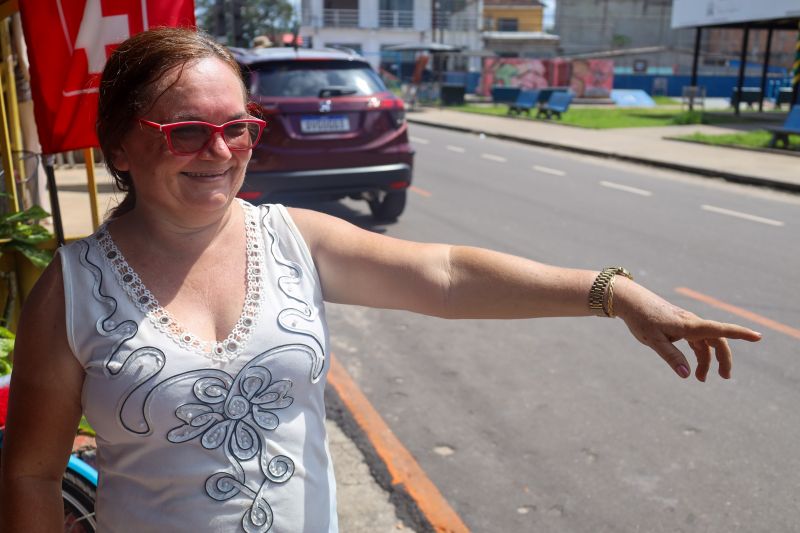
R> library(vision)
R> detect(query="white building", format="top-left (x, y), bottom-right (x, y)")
top-left (300, 0), bottom-right (485, 72)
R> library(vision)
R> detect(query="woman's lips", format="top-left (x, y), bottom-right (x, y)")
top-left (181, 169), bottom-right (229, 179)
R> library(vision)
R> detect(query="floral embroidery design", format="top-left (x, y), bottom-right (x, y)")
top-left (159, 345), bottom-right (315, 532)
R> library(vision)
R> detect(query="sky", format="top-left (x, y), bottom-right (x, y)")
top-left (541, 0), bottom-right (556, 29)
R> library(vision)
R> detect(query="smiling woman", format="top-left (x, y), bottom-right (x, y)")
top-left (0, 26), bottom-right (762, 533)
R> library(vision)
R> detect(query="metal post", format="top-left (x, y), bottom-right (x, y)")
top-left (43, 155), bottom-right (64, 247)
top-left (690, 27), bottom-right (702, 111)
top-left (759, 28), bottom-right (773, 112)
top-left (83, 148), bottom-right (100, 230)
top-left (793, 21), bottom-right (800, 106)
top-left (0, 43), bottom-right (18, 213)
top-left (734, 25), bottom-right (750, 116)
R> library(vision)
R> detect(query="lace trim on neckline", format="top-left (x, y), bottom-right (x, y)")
top-left (95, 201), bottom-right (265, 362)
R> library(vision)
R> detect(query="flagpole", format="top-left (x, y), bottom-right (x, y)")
top-left (43, 155), bottom-right (64, 247)
top-left (83, 148), bottom-right (100, 230)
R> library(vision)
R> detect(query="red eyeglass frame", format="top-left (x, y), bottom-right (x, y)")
top-left (138, 117), bottom-right (267, 155)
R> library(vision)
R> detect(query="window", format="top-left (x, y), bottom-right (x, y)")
top-left (497, 18), bottom-right (518, 32)
top-left (254, 60), bottom-right (386, 98)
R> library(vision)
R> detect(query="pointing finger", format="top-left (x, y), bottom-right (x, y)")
top-left (685, 321), bottom-right (762, 342)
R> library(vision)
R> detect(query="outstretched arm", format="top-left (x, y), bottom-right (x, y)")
top-left (289, 208), bottom-right (760, 380)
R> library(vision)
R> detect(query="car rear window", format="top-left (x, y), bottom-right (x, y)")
top-left (252, 60), bottom-right (387, 98)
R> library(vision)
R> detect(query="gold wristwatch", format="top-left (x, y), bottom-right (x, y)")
top-left (588, 267), bottom-right (633, 317)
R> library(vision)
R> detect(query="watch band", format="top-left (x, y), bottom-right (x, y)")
top-left (588, 267), bottom-right (633, 317)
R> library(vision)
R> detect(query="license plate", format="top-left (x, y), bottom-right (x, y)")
top-left (300, 115), bottom-right (350, 133)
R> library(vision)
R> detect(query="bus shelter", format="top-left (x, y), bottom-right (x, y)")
top-left (672, 0), bottom-right (800, 114)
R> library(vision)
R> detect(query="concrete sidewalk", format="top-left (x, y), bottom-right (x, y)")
top-left (406, 107), bottom-right (800, 193)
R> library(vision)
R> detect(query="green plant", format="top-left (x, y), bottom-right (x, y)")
top-left (0, 325), bottom-right (13, 375)
top-left (0, 204), bottom-right (54, 269)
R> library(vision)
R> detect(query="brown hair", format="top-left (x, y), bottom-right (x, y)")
top-left (97, 27), bottom-right (244, 218)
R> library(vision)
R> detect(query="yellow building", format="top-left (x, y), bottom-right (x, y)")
top-left (483, 0), bottom-right (559, 57)
top-left (484, 0), bottom-right (543, 33)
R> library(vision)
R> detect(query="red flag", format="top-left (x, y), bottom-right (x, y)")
top-left (19, 0), bottom-right (195, 154)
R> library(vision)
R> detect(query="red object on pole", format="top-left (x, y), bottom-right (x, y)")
top-left (19, 0), bottom-right (196, 154)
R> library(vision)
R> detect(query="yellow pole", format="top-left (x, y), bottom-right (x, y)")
top-left (0, 50), bottom-right (18, 213)
top-left (83, 148), bottom-right (100, 229)
top-left (0, 17), bottom-right (26, 208)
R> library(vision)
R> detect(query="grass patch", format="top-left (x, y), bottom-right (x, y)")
top-left (652, 95), bottom-right (678, 105)
top-left (677, 130), bottom-right (800, 151)
top-left (456, 104), bottom-right (710, 129)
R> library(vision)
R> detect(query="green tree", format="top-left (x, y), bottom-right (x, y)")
top-left (196, 0), bottom-right (297, 48)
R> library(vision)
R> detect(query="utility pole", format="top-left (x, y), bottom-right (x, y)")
top-left (214, 0), bottom-right (226, 41)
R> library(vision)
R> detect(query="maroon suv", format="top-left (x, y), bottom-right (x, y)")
top-left (232, 47), bottom-right (414, 221)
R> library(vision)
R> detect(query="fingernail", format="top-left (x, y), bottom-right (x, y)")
top-left (677, 365), bottom-right (690, 378)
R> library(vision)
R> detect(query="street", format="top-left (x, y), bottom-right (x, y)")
top-left (320, 123), bottom-right (800, 532)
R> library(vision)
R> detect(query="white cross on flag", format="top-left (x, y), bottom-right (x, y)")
top-left (20, 0), bottom-right (195, 153)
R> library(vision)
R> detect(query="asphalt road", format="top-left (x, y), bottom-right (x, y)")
top-left (307, 123), bottom-right (800, 533)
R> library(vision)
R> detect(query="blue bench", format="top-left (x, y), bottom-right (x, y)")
top-left (767, 105), bottom-right (800, 148)
top-left (491, 86), bottom-right (520, 106)
top-left (508, 90), bottom-right (540, 115)
top-left (537, 91), bottom-right (574, 119)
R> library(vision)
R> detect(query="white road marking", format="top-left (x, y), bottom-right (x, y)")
top-left (446, 145), bottom-right (465, 153)
top-left (701, 204), bottom-right (785, 227)
top-left (410, 136), bottom-right (430, 144)
top-left (600, 181), bottom-right (653, 197)
top-left (532, 165), bottom-right (566, 176)
top-left (481, 153), bottom-right (507, 162)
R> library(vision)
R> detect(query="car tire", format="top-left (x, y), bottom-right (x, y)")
top-left (369, 190), bottom-right (406, 222)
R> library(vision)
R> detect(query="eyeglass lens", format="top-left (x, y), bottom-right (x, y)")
top-left (169, 122), bottom-right (261, 153)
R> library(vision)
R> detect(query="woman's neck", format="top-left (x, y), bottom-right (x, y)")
top-left (108, 200), bottom-right (242, 259)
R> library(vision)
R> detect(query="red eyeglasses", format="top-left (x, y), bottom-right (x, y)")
top-left (138, 117), bottom-right (267, 156)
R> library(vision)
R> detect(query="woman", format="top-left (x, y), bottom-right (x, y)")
top-left (0, 28), bottom-right (760, 532)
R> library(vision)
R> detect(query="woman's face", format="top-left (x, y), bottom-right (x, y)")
top-left (112, 57), bottom-right (250, 220)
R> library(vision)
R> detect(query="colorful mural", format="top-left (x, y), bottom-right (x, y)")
top-left (570, 59), bottom-right (614, 98)
top-left (480, 58), bottom-right (614, 98)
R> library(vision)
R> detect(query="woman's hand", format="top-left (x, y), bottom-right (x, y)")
top-left (613, 278), bottom-right (762, 381)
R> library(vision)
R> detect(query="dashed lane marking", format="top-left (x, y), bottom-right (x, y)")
top-left (701, 204), bottom-right (784, 227)
top-left (328, 355), bottom-right (471, 533)
top-left (600, 181), bottom-right (653, 196)
top-left (532, 165), bottom-right (566, 176)
top-left (410, 136), bottom-right (430, 144)
top-left (446, 145), bottom-right (465, 153)
top-left (676, 287), bottom-right (800, 340)
top-left (481, 153), bottom-right (507, 162)
top-left (410, 185), bottom-right (432, 197)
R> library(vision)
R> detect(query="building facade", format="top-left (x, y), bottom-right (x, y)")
top-left (300, 0), bottom-right (484, 72)
top-left (554, 0), bottom-right (696, 73)
top-left (482, 0), bottom-right (559, 57)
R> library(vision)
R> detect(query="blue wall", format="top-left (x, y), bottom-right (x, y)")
top-left (443, 71), bottom-right (482, 94)
top-left (613, 74), bottom-right (791, 98)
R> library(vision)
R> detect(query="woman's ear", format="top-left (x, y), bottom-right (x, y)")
top-left (111, 146), bottom-right (130, 172)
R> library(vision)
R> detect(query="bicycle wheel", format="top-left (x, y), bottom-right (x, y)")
top-left (62, 470), bottom-right (96, 533)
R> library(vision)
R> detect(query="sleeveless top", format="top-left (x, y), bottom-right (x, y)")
top-left (58, 201), bottom-right (337, 532)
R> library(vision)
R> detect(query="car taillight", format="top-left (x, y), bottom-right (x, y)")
top-left (376, 98), bottom-right (405, 128)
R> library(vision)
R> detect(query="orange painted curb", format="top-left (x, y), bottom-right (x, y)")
top-left (676, 287), bottom-right (800, 340)
top-left (410, 185), bottom-right (432, 197)
top-left (328, 355), bottom-right (470, 533)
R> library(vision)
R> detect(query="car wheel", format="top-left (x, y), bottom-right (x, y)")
top-left (369, 190), bottom-right (406, 222)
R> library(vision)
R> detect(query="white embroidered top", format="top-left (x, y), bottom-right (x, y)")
top-left (58, 202), bottom-right (337, 533)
